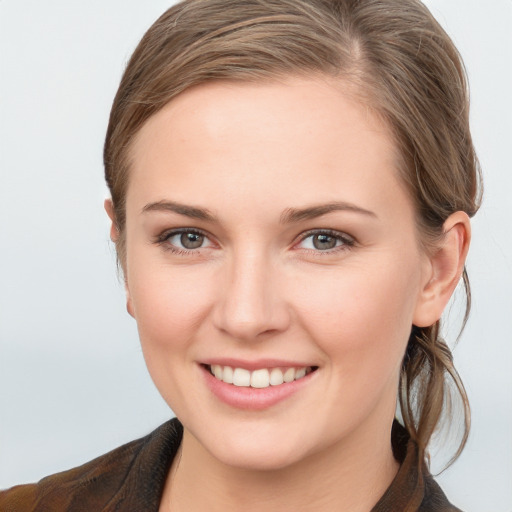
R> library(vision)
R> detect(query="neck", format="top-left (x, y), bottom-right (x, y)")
top-left (160, 417), bottom-right (399, 512)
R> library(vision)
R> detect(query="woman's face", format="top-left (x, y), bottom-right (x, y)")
top-left (122, 77), bottom-right (432, 470)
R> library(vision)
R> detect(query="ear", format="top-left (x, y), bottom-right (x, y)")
top-left (104, 199), bottom-right (135, 318)
top-left (413, 211), bottom-right (471, 327)
top-left (104, 198), bottom-right (119, 243)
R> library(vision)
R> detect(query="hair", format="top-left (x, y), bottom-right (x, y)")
top-left (104, 0), bottom-right (481, 471)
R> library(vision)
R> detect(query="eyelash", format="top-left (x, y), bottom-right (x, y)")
top-left (155, 228), bottom-right (213, 256)
top-left (297, 229), bottom-right (355, 256)
top-left (154, 228), bottom-right (355, 256)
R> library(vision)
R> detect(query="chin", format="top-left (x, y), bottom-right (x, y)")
top-left (211, 440), bottom-right (307, 472)
top-left (188, 416), bottom-right (315, 472)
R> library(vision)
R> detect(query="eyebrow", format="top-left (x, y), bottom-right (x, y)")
top-left (280, 202), bottom-right (377, 224)
top-left (142, 200), bottom-right (377, 223)
top-left (142, 200), bottom-right (216, 221)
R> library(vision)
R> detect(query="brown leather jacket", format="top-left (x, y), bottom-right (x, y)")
top-left (0, 419), bottom-right (462, 511)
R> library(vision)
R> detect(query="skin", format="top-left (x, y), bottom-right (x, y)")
top-left (106, 76), bottom-right (470, 512)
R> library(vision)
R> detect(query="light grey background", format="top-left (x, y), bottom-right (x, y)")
top-left (1, 1), bottom-right (511, 510)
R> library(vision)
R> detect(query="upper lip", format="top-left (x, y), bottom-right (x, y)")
top-left (200, 358), bottom-right (317, 371)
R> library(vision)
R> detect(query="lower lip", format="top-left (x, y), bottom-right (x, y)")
top-left (201, 365), bottom-right (316, 410)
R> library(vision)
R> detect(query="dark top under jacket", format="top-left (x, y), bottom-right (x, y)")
top-left (0, 418), bottom-right (462, 511)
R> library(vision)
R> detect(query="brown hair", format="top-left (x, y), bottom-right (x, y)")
top-left (104, 0), bottom-right (481, 469)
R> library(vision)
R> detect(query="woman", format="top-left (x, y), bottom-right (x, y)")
top-left (0, 0), bottom-right (483, 510)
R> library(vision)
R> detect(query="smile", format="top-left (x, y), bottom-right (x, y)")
top-left (207, 365), bottom-right (316, 388)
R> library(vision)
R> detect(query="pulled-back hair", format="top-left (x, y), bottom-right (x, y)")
top-left (104, 0), bottom-right (481, 469)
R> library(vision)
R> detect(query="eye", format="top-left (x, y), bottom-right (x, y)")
top-left (296, 230), bottom-right (354, 252)
top-left (157, 228), bottom-right (213, 253)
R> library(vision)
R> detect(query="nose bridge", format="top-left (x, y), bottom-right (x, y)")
top-left (213, 245), bottom-right (289, 340)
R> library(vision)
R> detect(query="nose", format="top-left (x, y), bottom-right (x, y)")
top-left (212, 250), bottom-right (291, 341)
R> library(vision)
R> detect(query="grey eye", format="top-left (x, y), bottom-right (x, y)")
top-left (297, 230), bottom-right (354, 252)
top-left (312, 234), bottom-right (337, 250)
top-left (180, 232), bottom-right (205, 249)
top-left (163, 230), bottom-right (212, 251)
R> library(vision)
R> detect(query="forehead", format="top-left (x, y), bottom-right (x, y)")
top-left (127, 77), bottom-right (411, 225)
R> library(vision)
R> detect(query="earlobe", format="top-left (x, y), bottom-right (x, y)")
top-left (126, 289), bottom-right (135, 318)
top-left (104, 198), bottom-right (119, 243)
top-left (413, 211), bottom-right (471, 327)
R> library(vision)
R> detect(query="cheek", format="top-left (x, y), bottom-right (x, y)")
top-left (292, 259), bottom-right (420, 381)
top-left (126, 259), bottom-right (216, 354)
top-left (125, 259), bottom-right (220, 412)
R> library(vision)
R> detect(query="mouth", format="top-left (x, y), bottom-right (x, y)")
top-left (203, 364), bottom-right (318, 389)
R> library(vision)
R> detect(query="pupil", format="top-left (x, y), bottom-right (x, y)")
top-left (313, 234), bottom-right (336, 250)
top-left (181, 232), bottom-right (203, 249)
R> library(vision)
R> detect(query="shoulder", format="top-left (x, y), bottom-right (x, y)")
top-left (419, 475), bottom-right (463, 512)
top-left (0, 418), bottom-right (183, 512)
top-left (372, 420), bottom-right (463, 512)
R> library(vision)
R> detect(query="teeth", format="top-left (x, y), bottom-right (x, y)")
top-left (233, 368), bottom-right (251, 387)
top-left (251, 369), bottom-right (270, 388)
top-left (269, 368), bottom-right (284, 386)
top-left (295, 367), bottom-right (306, 380)
top-left (212, 365), bottom-right (223, 380)
top-left (223, 365), bottom-right (234, 384)
top-left (283, 367), bottom-right (295, 383)
top-left (209, 365), bottom-right (312, 388)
